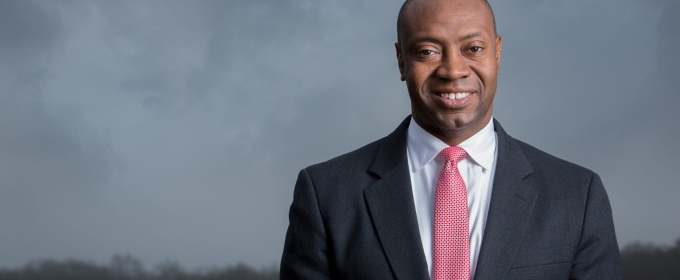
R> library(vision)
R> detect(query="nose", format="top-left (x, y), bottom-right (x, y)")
top-left (436, 50), bottom-right (471, 80)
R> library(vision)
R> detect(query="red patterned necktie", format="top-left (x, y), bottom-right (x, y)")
top-left (433, 146), bottom-right (470, 280)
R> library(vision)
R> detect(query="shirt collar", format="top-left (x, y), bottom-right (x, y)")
top-left (407, 117), bottom-right (496, 172)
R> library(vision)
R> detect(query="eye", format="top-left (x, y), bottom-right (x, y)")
top-left (417, 49), bottom-right (438, 56)
top-left (469, 46), bottom-right (483, 53)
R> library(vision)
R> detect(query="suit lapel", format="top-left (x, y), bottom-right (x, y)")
top-left (473, 119), bottom-right (537, 280)
top-left (362, 117), bottom-right (537, 280)
top-left (363, 116), bottom-right (430, 280)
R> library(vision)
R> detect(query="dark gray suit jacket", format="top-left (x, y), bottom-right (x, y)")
top-left (281, 117), bottom-right (622, 279)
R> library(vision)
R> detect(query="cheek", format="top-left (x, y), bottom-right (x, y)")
top-left (405, 73), bottom-right (428, 93)
top-left (408, 62), bottom-right (436, 79)
top-left (473, 65), bottom-right (498, 88)
top-left (481, 60), bottom-right (499, 78)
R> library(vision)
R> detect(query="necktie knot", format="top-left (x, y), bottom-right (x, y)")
top-left (439, 146), bottom-right (467, 164)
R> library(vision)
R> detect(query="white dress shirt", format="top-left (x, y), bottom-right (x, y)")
top-left (406, 117), bottom-right (498, 279)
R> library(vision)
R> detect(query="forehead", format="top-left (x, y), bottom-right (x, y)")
top-left (401, 0), bottom-right (494, 42)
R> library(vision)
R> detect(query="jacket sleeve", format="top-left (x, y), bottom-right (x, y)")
top-left (280, 169), bottom-right (333, 280)
top-left (570, 173), bottom-right (623, 279)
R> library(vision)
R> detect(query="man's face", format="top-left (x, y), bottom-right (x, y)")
top-left (396, 0), bottom-right (502, 145)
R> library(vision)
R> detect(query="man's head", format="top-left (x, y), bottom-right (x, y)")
top-left (398, 0), bottom-right (497, 42)
top-left (395, 0), bottom-right (502, 146)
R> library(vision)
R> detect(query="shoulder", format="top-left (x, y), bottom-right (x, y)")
top-left (303, 116), bottom-right (411, 187)
top-left (304, 135), bottom-right (385, 185)
top-left (516, 139), bottom-right (594, 178)
top-left (493, 118), bottom-right (599, 196)
top-left (494, 119), bottom-right (596, 184)
top-left (291, 134), bottom-right (391, 217)
top-left (510, 137), bottom-right (601, 201)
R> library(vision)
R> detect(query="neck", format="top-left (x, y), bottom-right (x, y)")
top-left (414, 115), bottom-right (492, 147)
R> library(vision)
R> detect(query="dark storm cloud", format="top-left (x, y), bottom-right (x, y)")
top-left (0, 0), bottom-right (113, 198)
top-left (0, 0), bottom-right (677, 271)
top-left (0, 1), bottom-right (62, 63)
top-left (94, 0), bottom-right (333, 113)
top-left (0, 0), bottom-right (121, 266)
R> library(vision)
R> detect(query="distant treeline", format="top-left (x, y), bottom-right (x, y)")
top-left (621, 238), bottom-right (680, 280)
top-left (0, 239), bottom-right (678, 280)
top-left (0, 255), bottom-right (277, 280)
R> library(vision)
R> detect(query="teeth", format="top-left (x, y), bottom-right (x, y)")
top-left (439, 92), bottom-right (471, 100)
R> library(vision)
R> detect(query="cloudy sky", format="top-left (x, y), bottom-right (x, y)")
top-left (0, 0), bottom-right (678, 271)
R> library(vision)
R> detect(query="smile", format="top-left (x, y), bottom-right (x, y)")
top-left (436, 92), bottom-right (472, 100)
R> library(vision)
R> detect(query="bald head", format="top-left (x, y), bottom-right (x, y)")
top-left (397, 0), bottom-right (497, 44)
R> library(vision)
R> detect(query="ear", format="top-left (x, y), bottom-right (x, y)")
top-left (395, 42), bottom-right (406, 81)
top-left (495, 35), bottom-right (502, 75)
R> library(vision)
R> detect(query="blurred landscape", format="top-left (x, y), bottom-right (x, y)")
top-left (0, 256), bottom-right (277, 280)
top-left (621, 238), bottom-right (680, 280)
top-left (0, 238), bottom-right (677, 280)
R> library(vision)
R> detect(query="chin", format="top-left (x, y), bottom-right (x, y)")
top-left (437, 114), bottom-right (474, 130)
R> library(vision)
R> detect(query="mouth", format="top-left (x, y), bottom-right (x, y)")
top-left (431, 90), bottom-right (476, 108)
top-left (435, 92), bottom-right (473, 100)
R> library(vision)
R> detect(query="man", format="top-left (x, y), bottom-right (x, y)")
top-left (280, 0), bottom-right (623, 279)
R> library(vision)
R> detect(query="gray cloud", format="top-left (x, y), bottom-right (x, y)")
top-left (0, 0), bottom-right (121, 266)
top-left (490, 0), bottom-right (680, 246)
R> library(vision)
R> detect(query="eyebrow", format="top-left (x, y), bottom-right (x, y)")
top-left (410, 32), bottom-right (484, 46)
top-left (459, 32), bottom-right (482, 41)
top-left (409, 35), bottom-right (440, 43)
